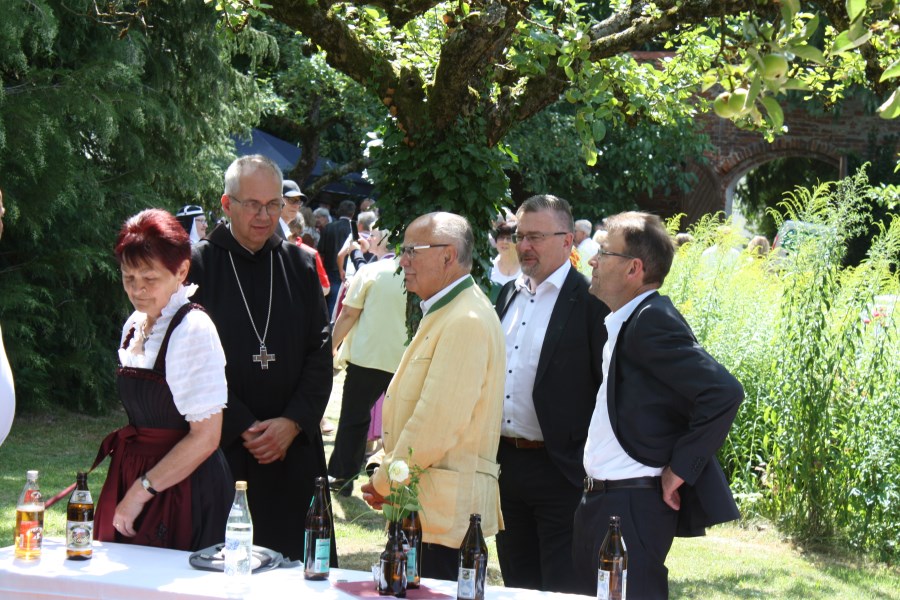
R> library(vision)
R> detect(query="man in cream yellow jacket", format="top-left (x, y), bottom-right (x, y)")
top-left (362, 212), bottom-right (505, 580)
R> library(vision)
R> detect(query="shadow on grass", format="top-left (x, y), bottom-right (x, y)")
top-left (334, 493), bottom-right (387, 533)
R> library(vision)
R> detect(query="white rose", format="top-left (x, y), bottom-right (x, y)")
top-left (388, 460), bottom-right (410, 483)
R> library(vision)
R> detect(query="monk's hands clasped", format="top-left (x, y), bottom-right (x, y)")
top-left (243, 417), bottom-right (300, 464)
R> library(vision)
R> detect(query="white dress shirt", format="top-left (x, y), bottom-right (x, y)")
top-left (584, 289), bottom-right (663, 479)
top-left (499, 261), bottom-right (571, 440)
top-left (119, 284), bottom-right (227, 422)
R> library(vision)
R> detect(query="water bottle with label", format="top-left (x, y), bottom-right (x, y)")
top-left (224, 481), bottom-right (253, 587)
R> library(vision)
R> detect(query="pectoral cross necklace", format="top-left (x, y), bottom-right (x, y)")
top-left (228, 251), bottom-right (276, 370)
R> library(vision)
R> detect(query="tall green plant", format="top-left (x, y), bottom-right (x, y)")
top-left (762, 173), bottom-right (870, 543)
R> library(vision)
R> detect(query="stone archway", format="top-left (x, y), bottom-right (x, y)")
top-left (720, 139), bottom-right (844, 215)
top-left (635, 94), bottom-right (898, 224)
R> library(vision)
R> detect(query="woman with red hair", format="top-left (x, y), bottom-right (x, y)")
top-left (93, 208), bottom-right (231, 551)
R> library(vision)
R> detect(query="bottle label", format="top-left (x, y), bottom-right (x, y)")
top-left (406, 547), bottom-right (417, 580)
top-left (66, 520), bottom-right (93, 551)
top-left (224, 527), bottom-right (253, 578)
top-left (458, 567), bottom-right (477, 599)
top-left (15, 506), bottom-right (44, 555)
top-left (312, 538), bottom-right (330, 574)
top-left (597, 569), bottom-right (610, 600)
top-left (597, 568), bottom-right (627, 600)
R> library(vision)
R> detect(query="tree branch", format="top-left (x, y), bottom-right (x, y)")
top-left (588, 0), bottom-right (753, 60)
top-left (305, 156), bottom-right (372, 197)
top-left (267, 0), bottom-right (427, 134)
top-left (429, 1), bottom-right (525, 130)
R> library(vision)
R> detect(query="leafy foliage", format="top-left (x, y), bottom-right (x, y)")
top-left (506, 102), bottom-right (712, 219)
top-left (366, 116), bottom-right (512, 286)
top-left (0, 0), bottom-right (265, 412)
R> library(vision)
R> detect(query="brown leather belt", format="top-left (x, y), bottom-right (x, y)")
top-left (500, 436), bottom-right (546, 449)
top-left (583, 476), bottom-right (661, 493)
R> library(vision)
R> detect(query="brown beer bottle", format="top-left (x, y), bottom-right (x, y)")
top-left (597, 515), bottom-right (627, 600)
top-left (303, 476), bottom-right (333, 580)
top-left (401, 510), bottom-right (422, 588)
top-left (457, 513), bottom-right (488, 600)
top-left (66, 471), bottom-right (94, 560)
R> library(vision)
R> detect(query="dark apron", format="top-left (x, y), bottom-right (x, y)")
top-left (93, 303), bottom-right (218, 551)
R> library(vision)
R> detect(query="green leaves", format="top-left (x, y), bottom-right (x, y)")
top-left (877, 89), bottom-right (900, 119)
top-left (846, 0), bottom-right (867, 24)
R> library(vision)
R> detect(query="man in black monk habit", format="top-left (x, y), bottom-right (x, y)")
top-left (189, 154), bottom-right (334, 560)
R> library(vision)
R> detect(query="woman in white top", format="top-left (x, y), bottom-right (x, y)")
top-left (93, 209), bottom-right (230, 551)
top-left (490, 220), bottom-right (521, 287)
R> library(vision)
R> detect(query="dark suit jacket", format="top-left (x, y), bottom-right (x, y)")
top-left (317, 217), bottom-right (352, 278)
top-left (495, 267), bottom-right (610, 487)
top-left (608, 291), bottom-right (743, 536)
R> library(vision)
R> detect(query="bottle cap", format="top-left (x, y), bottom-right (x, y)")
top-left (26, 470), bottom-right (39, 479)
top-left (235, 481), bottom-right (248, 491)
top-left (609, 515), bottom-right (621, 525)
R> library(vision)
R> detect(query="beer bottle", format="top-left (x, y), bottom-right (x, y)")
top-left (401, 511), bottom-right (422, 589)
top-left (457, 513), bottom-right (487, 600)
top-left (597, 515), bottom-right (627, 600)
top-left (377, 520), bottom-right (407, 597)
top-left (14, 470), bottom-right (44, 560)
top-left (66, 471), bottom-right (94, 560)
top-left (304, 476), bottom-right (332, 580)
top-left (224, 481), bottom-right (253, 586)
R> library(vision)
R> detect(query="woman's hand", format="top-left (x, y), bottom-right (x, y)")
top-left (112, 481), bottom-right (152, 537)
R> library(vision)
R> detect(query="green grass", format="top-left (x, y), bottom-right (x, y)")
top-left (2, 391), bottom-right (899, 598)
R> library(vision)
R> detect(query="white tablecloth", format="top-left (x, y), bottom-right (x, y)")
top-left (0, 539), bottom-right (587, 599)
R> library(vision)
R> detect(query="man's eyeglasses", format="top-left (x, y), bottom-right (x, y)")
top-left (230, 197), bottom-right (284, 217)
top-left (398, 244), bottom-right (450, 259)
top-left (596, 249), bottom-right (636, 260)
top-left (511, 231), bottom-right (567, 245)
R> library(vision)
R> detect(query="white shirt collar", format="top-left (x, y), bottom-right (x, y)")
top-left (604, 289), bottom-right (658, 331)
top-left (514, 260), bottom-right (571, 295)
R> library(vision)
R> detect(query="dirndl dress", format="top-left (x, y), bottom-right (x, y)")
top-left (93, 302), bottom-right (231, 551)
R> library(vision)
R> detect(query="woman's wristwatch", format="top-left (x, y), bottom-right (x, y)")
top-left (140, 474), bottom-right (159, 496)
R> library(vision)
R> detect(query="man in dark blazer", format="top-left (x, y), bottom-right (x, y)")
top-left (573, 211), bottom-right (743, 598)
top-left (494, 195), bottom-right (609, 593)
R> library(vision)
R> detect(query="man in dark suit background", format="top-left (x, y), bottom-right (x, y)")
top-left (494, 195), bottom-right (609, 593)
top-left (318, 199), bottom-right (356, 316)
top-left (573, 211), bottom-right (743, 598)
